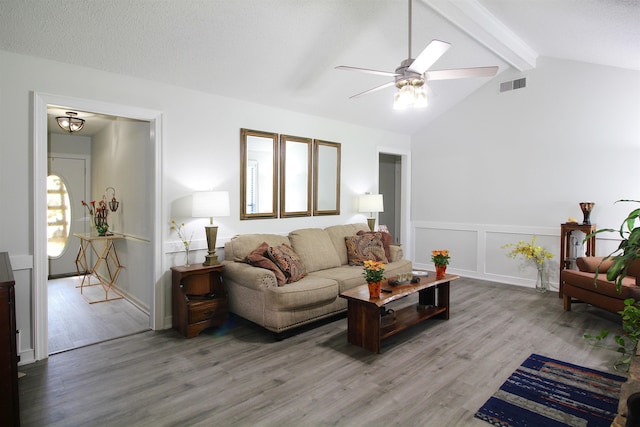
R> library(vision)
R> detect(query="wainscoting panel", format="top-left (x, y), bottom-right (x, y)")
top-left (411, 222), bottom-right (583, 290)
top-left (413, 226), bottom-right (478, 272)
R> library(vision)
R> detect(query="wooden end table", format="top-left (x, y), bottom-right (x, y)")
top-left (339, 272), bottom-right (459, 353)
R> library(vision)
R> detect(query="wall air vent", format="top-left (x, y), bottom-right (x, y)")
top-left (499, 77), bottom-right (526, 93)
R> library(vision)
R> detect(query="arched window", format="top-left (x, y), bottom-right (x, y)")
top-left (47, 174), bottom-right (71, 258)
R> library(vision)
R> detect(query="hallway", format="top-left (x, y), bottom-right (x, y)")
top-left (48, 276), bottom-right (150, 354)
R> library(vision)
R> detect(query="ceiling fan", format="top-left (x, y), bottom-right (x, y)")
top-left (335, 0), bottom-right (498, 109)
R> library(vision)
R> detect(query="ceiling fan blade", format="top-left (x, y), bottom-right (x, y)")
top-left (349, 81), bottom-right (396, 99)
top-left (335, 66), bottom-right (400, 78)
top-left (407, 40), bottom-right (451, 75)
top-left (425, 66), bottom-right (499, 81)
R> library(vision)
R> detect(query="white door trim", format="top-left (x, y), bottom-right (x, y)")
top-left (33, 92), bottom-right (164, 361)
top-left (377, 146), bottom-right (412, 260)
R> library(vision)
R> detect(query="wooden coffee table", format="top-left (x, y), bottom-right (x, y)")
top-left (339, 272), bottom-right (459, 353)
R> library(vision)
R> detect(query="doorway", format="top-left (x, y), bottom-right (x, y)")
top-left (377, 147), bottom-right (411, 260)
top-left (33, 93), bottom-right (164, 361)
top-left (379, 153), bottom-right (402, 244)
top-left (46, 111), bottom-right (152, 355)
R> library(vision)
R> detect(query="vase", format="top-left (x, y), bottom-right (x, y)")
top-left (535, 266), bottom-right (547, 293)
top-left (579, 201), bottom-right (595, 225)
top-left (184, 246), bottom-right (190, 267)
top-left (96, 224), bottom-right (109, 236)
top-left (367, 281), bottom-right (381, 299)
top-left (435, 265), bottom-right (447, 279)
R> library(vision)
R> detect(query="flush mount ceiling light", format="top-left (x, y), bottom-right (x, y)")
top-left (56, 111), bottom-right (85, 133)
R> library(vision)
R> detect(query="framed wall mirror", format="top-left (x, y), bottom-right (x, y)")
top-left (280, 135), bottom-right (312, 217)
top-left (313, 139), bottom-right (341, 216)
top-left (240, 128), bottom-right (278, 220)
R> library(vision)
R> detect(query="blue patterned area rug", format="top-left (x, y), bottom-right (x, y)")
top-left (474, 353), bottom-right (626, 427)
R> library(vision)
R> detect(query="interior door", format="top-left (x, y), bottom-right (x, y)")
top-left (48, 156), bottom-right (89, 277)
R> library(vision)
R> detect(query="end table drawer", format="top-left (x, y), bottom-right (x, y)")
top-left (189, 299), bottom-right (227, 323)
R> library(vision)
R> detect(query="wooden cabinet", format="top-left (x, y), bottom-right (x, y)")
top-left (0, 252), bottom-right (19, 426)
top-left (171, 263), bottom-right (227, 338)
top-left (559, 223), bottom-right (596, 297)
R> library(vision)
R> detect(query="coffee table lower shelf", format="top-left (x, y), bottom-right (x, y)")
top-left (380, 305), bottom-right (447, 340)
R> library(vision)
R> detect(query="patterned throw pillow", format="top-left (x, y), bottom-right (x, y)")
top-left (245, 242), bottom-right (287, 286)
top-left (357, 230), bottom-right (393, 260)
top-left (267, 243), bottom-right (307, 283)
top-left (345, 234), bottom-right (389, 266)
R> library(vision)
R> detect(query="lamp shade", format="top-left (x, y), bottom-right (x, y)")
top-left (358, 194), bottom-right (384, 213)
top-left (192, 191), bottom-right (230, 218)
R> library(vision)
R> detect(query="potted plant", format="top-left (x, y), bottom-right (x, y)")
top-left (431, 250), bottom-right (450, 279)
top-left (584, 200), bottom-right (640, 369)
top-left (363, 260), bottom-right (385, 299)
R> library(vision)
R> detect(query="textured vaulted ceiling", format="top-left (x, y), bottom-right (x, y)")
top-left (1, 0), bottom-right (638, 136)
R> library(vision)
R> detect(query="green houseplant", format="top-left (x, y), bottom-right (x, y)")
top-left (584, 200), bottom-right (640, 370)
top-left (588, 200), bottom-right (640, 292)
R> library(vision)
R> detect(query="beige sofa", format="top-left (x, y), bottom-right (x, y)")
top-left (222, 223), bottom-right (412, 337)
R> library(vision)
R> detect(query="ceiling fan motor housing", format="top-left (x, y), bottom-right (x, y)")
top-left (395, 58), bottom-right (425, 88)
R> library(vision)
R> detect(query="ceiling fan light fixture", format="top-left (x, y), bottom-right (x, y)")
top-left (393, 91), bottom-right (407, 110)
top-left (56, 111), bottom-right (85, 133)
top-left (393, 80), bottom-right (427, 110)
top-left (414, 87), bottom-right (428, 108)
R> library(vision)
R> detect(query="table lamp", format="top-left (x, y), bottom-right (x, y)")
top-left (358, 194), bottom-right (384, 231)
top-left (192, 191), bottom-right (230, 266)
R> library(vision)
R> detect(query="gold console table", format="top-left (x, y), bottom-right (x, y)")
top-left (74, 233), bottom-right (124, 304)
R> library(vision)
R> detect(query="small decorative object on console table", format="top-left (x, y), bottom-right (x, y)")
top-left (81, 187), bottom-right (120, 236)
top-left (503, 236), bottom-right (553, 293)
top-left (171, 263), bottom-right (228, 338)
top-left (579, 201), bottom-right (595, 225)
top-left (363, 260), bottom-right (385, 299)
top-left (432, 250), bottom-right (450, 279)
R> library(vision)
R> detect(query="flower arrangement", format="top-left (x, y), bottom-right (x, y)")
top-left (82, 200), bottom-right (109, 235)
top-left (502, 236), bottom-right (553, 267)
top-left (363, 260), bottom-right (385, 283)
top-left (170, 220), bottom-right (193, 250)
top-left (431, 250), bottom-right (450, 267)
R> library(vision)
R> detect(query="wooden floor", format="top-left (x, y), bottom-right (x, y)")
top-left (20, 277), bottom-right (625, 426)
top-left (48, 276), bottom-right (150, 354)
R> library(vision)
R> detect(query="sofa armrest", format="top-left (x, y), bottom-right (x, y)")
top-left (389, 245), bottom-right (403, 262)
top-left (222, 261), bottom-right (278, 291)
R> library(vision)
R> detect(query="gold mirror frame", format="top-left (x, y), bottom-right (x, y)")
top-left (280, 135), bottom-right (312, 217)
top-left (313, 139), bottom-right (341, 216)
top-left (240, 128), bottom-right (278, 220)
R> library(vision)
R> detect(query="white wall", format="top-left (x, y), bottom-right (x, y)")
top-left (0, 49), bottom-right (411, 363)
top-left (92, 119), bottom-right (153, 310)
top-left (411, 57), bottom-right (640, 289)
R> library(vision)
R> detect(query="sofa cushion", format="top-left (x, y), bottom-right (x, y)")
top-left (245, 242), bottom-right (286, 286)
top-left (325, 223), bottom-right (370, 265)
top-left (267, 244), bottom-right (307, 283)
top-left (561, 269), bottom-right (640, 300)
top-left (357, 230), bottom-right (392, 260)
top-left (289, 228), bottom-right (341, 273)
top-left (345, 234), bottom-right (388, 266)
top-left (576, 257), bottom-right (615, 273)
top-left (265, 276), bottom-right (338, 311)
top-left (225, 234), bottom-right (290, 262)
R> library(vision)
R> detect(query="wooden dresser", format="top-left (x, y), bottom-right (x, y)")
top-left (0, 252), bottom-right (19, 426)
top-left (171, 263), bottom-right (228, 338)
